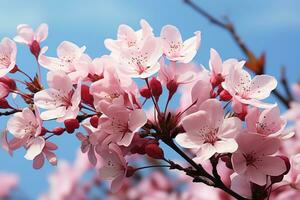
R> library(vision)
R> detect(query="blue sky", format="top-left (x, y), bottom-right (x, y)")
top-left (0, 0), bottom-right (300, 199)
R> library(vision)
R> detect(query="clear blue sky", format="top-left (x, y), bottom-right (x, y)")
top-left (0, 0), bottom-right (300, 199)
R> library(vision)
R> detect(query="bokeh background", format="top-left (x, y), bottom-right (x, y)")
top-left (0, 0), bottom-right (300, 199)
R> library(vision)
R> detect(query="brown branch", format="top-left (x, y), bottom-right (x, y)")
top-left (184, 0), bottom-right (292, 108)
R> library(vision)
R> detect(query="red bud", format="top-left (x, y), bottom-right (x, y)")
top-left (145, 143), bottom-right (164, 159)
top-left (166, 80), bottom-right (178, 98)
top-left (52, 127), bottom-right (65, 135)
top-left (210, 74), bottom-right (224, 88)
top-left (0, 76), bottom-right (16, 91)
top-left (30, 40), bottom-right (41, 58)
top-left (40, 127), bottom-right (48, 136)
top-left (81, 85), bottom-right (94, 106)
top-left (140, 86), bottom-right (151, 99)
top-left (10, 65), bottom-right (18, 74)
top-left (149, 77), bottom-right (162, 99)
top-left (64, 119), bottom-right (80, 133)
top-left (220, 90), bottom-right (232, 101)
top-left (0, 99), bottom-right (11, 109)
top-left (90, 115), bottom-right (99, 128)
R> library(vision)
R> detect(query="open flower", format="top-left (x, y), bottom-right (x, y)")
top-left (160, 25), bottom-right (201, 63)
top-left (7, 107), bottom-right (42, 140)
top-left (39, 41), bottom-right (90, 83)
top-left (222, 63), bottom-right (277, 108)
top-left (0, 38), bottom-right (17, 77)
top-left (116, 36), bottom-right (163, 78)
top-left (99, 143), bottom-right (128, 193)
top-left (175, 99), bottom-right (241, 162)
top-left (24, 136), bottom-right (58, 169)
top-left (100, 104), bottom-right (147, 147)
top-left (104, 19), bottom-right (153, 53)
top-left (34, 70), bottom-right (81, 122)
top-left (232, 132), bottom-right (286, 186)
top-left (13, 23), bottom-right (48, 45)
top-left (246, 106), bottom-right (293, 138)
top-left (209, 48), bottom-right (238, 86)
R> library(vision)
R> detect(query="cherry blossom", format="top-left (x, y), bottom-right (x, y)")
top-left (175, 99), bottom-right (241, 162)
top-left (160, 25), bottom-right (201, 63)
top-left (99, 143), bottom-right (128, 193)
top-left (33, 70), bottom-right (81, 122)
top-left (232, 132), bottom-right (286, 186)
top-left (246, 106), bottom-right (293, 138)
top-left (100, 104), bottom-right (147, 147)
top-left (222, 62), bottom-right (277, 108)
top-left (0, 38), bottom-right (17, 77)
top-left (0, 173), bottom-right (18, 199)
top-left (14, 23), bottom-right (48, 46)
top-left (104, 19), bottom-right (153, 53)
top-left (39, 41), bottom-right (90, 83)
top-left (115, 36), bottom-right (163, 78)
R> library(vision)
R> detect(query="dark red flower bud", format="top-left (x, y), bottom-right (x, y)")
top-left (9, 65), bottom-right (18, 74)
top-left (0, 99), bottom-right (11, 109)
top-left (64, 119), bottom-right (80, 133)
top-left (52, 127), bottom-right (65, 135)
top-left (81, 85), bottom-right (94, 106)
top-left (140, 86), bottom-right (151, 99)
top-left (90, 115), bottom-right (99, 128)
top-left (145, 143), bottom-right (164, 159)
top-left (220, 90), bottom-right (232, 101)
top-left (30, 40), bottom-right (41, 58)
top-left (40, 127), bottom-right (48, 136)
top-left (166, 80), bottom-right (178, 97)
top-left (0, 76), bottom-right (16, 91)
top-left (126, 166), bottom-right (136, 177)
top-left (149, 77), bottom-right (162, 100)
top-left (210, 74), bottom-right (224, 88)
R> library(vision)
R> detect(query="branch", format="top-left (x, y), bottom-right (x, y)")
top-left (0, 110), bottom-right (20, 116)
top-left (184, 0), bottom-right (292, 108)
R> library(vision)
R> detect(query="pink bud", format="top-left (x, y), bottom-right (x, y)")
top-left (64, 119), bottom-right (80, 133)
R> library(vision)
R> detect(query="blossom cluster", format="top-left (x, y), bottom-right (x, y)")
top-left (0, 20), bottom-right (298, 199)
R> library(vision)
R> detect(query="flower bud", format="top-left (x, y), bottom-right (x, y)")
top-left (149, 77), bottom-right (162, 100)
top-left (30, 40), bottom-right (41, 58)
top-left (126, 166), bottom-right (136, 177)
top-left (40, 127), bottom-right (48, 136)
top-left (81, 85), bottom-right (94, 106)
top-left (10, 65), bottom-right (18, 74)
top-left (0, 76), bottom-right (17, 91)
top-left (140, 86), bottom-right (151, 99)
top-left (166, 80), bottom-right (178, 97)
top-left (220, 90), bottom-right (232, 101)
top-left (90, 115), bottom-right (99, 128)
top-left (145, 143), bottom-right (164, 159)
top-left (210, 74), bottom-right (224, 88)
top-left (64, 119), bottom-right (80, 133)
top-left (52, 127), bottom-right (65, 135)
top-left (0, 99), bottom-right (11, 109)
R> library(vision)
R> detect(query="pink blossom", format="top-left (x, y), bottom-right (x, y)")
top-left (115, 36), bottom-right (163, 78)
top-left (7, 107), bottom-right (42, 139)
top-left (160, 25), bottom-right (201, 63)
top-left (158, 58), bottom-right (196, 90)
top-left (99, 143), bottom-right (128, 193)
top-left (105, 19), bottom-right (153, 53)
top-left (0, 38), bottom-right (17, 77)
top-left (232, 132), bottom-right (286, 186)
top-left (222, 62), bottom-right (277, 108)
top-left (14, 23), bottom-right (48, 45)
top-left (209, 48), bottom-right (238, 86)
top-left (25, 137), bottom-right (58, 169)
top-left (100, 104), bottom-right (147, 147)
top-left (0, 173), bottom-right (18, 199)
top-left (90, 66), bottom-right (138, 111)
top-left (175, 99), bottom-right (241, 162)
top-left (39, 41), bottom-right (90, 83)
top-left (245, 106), bottom-right (292, 139)
top-left (34, 70), bottom-right (81, 122)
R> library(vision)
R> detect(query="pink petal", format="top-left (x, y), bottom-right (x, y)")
top-left (33, 153), bottom-right (45, 169)
top-left (47, 70), bottom-right (73, 94)
top-left (57, 41), bottom-right (85, 59)
top-left (128, 109), bottom-right (147, 132)
top-left (232, 152), bottom-right (247, 174)
top-left (247, 166), bottom-right (267, 186)
top-left (209, 48), bottom-right (222, 75)
top-left (24, 137), bottom-right (45, 160)
top-left (175, 132), bottom-right (203, 149)
top-left (249, 75), bottom-right (277, 100)
top-left (257, 156), bottom-right (286, 176)
top-left (110, 175), bottom-right (125, 193)
top-left (193, 143), bottom-right (216, 163)
top-left (35, 23), bottom-right (48, 43)
top-left (44, 149), bottom-right (57, 166)
top-left (214, 139), bottom-right (238, 154)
